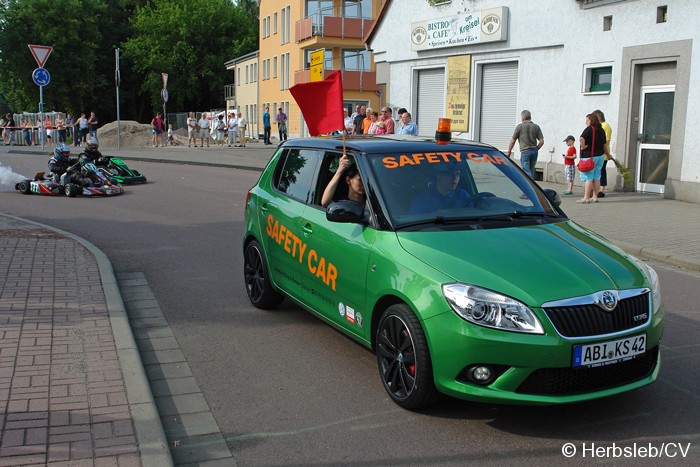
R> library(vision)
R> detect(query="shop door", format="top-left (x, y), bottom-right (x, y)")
top-left (416, 68), bottom-right (445, 137)
top-left (636, 85), bottom-right (674, 194)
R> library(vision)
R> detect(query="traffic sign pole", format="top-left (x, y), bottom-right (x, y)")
top-left (28, 45), bottom-right (53, 151)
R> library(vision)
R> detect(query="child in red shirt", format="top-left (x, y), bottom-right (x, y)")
top-left (562, 135), bottom-right (577, 195)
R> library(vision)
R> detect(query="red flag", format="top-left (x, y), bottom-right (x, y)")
top-left (289, 70), bottom-right (344, 136)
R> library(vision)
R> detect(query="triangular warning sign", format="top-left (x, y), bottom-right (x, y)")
top-left (28, 44), bottom-right (53, 68)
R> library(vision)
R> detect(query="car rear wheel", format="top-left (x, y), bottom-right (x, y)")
top-left (376, 303), bottom-right (439, 409)
top-left (244, 240), bottom-right (284, 309)
top-left (18, 180), bottom-right (32, 194)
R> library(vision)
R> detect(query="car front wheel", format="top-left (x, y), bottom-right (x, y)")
top-left (376, 303), bottom-right (439, 409)
top-left (243, 240), bottom-right (284, 309)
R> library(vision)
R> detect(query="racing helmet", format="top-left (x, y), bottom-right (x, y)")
top-left (86, 138), bottom-right (99, 151)
top-left (54, 143), bottom-right (71, 161)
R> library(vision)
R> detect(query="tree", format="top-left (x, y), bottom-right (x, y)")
top-left (0, 0), bottom-right (107, 116)
top-left (122, 0), bottom-right (258, 120)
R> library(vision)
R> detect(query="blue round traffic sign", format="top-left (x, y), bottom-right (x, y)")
top-left (32, 67), bottom-right (50, 86)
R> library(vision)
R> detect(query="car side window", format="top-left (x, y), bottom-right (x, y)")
top-left (273, 148), bottom-right (321, 204)
top-left (312, 151), bottom-right (345, 206)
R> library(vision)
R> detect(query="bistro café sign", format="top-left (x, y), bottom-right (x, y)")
top-left (411, 6), bottom-right (509, 51)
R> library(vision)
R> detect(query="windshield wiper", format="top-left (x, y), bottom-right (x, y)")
top-left (395, 211), bottom-right (564, 230)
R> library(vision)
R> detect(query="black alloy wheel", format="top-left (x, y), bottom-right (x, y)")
top-left (376, 303), bottom-right (439, 409)
top-left (243, 240), bottom-right (283, 309)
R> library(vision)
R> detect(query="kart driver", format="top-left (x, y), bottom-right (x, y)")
top-left (47, 143), bottom-right (90, 187)
top-left (81, 138), bottom-right (103, 164)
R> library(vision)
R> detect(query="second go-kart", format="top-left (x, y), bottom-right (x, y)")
top-left (16, 161), bottom-right (124, 197)
top-left (97, 156), bottom-right (147, 185)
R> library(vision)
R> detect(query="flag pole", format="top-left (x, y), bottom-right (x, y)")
top-left (342, 127), bottom-right (347, 155)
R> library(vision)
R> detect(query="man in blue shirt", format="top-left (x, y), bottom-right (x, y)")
top-left (397, 112), bottom-right (418, 135)
top-left (410, 163), bottom-right (471, 214)
top-left (262, 107), bottom-right (271, 144)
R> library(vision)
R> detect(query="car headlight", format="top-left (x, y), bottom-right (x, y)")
top-left (442, 283), bottom-right (544, 334)
top-left (645, 264), bottom-right (662, 315)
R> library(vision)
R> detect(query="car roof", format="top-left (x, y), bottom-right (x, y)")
top-left (280, 135), bottom-right (498, 154)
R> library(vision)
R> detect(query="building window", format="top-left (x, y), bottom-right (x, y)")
top-left (342, 49), bottom-right (370, 71)
top-left (656, 5), bottom-right (667, 23)
top-left (584, 65), bottom-right (612, 93)
top-left (603, 15), bottom-right (612, 31)
top-left (281, 7), bottom-right (291, 45)
top-left (273, 56), bottom-right (278, 79)
top-left (343, 0), bottom-right (373, 19)
top-left (237, 68), bottom-right (241, 86)
top-left (274, 12), bottom-right (278, 34)
top-left (284, 6), bottom-right (291, 44)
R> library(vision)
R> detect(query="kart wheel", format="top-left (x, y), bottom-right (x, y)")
top-left (243, 240), bottom-right (283, 309)
top-left (18, 180), bottom-right (32, 194)
top-left (376, 303), bottom-right (439, 410)
top-left (65, 183), bottom-right (80, 197)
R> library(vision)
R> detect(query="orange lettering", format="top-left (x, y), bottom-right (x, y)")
top-left (467, 152), bottom-right (482, 162)
top-left (482, 153), bottom-right (497, 164)
top-left (383, 156), bottom-right (398, 169)
top-left (425, 152), bottom-right (439, 163)
top-left (399, 155), bottom-right (415, 166)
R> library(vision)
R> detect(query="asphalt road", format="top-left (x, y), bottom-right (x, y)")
top-left (1, 154), bottom-right (699, 466)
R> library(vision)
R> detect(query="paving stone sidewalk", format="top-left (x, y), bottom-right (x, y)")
top-left (0, 215), bottom-right (171, 466)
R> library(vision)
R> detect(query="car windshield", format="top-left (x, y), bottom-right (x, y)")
top-left (367, 148), bottom-right (562, 228)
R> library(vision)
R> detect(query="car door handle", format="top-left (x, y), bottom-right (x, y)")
top-left (302, 223), bottom-right (313, 237)
top-left (260, 204), bottom-right (268, 215)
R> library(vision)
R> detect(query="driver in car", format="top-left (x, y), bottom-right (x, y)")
top-left (48, 143), bottom-right (78, 182)
top-left (410, 162), bottom-right (472, 214)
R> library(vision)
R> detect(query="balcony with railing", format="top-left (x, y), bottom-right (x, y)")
top-left (295, 15), bottom-right (374, 43)
top-left (293, 68), bottom-right (378, 92)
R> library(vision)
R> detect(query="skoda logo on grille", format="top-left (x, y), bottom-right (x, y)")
top-left (600, 291), bottom-right (618, 311)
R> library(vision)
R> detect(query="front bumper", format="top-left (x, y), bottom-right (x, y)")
top-left (424, 305), bottom-right (664, 405)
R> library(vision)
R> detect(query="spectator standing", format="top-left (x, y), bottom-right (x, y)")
top-left (562, 135), bottom-right (577, 195)
top-left (353, 105), bottom-right (366, 135)
top-left (198, 113), bottom-right (210, 147)
top-left (577, 113), bottom-right (607, 204)
top-left (396, 108), bottom-right (408, 132)
top-left (5, 113), bottom-right (17, 145)
top-left (55, 113), bottom-right (66, 143)
top-left (351, 104), bottom-right (360, 120)
top-left (227, 112), bottom-right (238, 147)
top-left (215, 114), bottom-right (226, 146)
top-left (88, 112), bottom-right (99, 142)
top-left (77, 113), bottom-right (88, 145)
top-left (380, 107), bottom-right (395, 134)
top-left (276, 108), bottom-right (288, 141)
top-left (397, 112), bottom-right (418, 135)
top-left (65, 114), bottom-right (75, 146)
top-left (262, 107), bottom-right (272, 144)
top-left (166, 124), bottom-right (174, 146)
top-left (593, 109), bottom-right (613, 197)
top-left (505, 110), bottom-right (544, 178)
top-left (343, 108), bottom-right (354, 135)
top-left (367, 111), bottom-right (379, 135)
top-left (187, 112), bottom-right (197, 147)
top-left (237, 112), bottom-right (247, 147)
top-left (43, 115), bottom-right (53, 146)
top-left (151, 112), bottom-right (164, 147)
top-left (361, 108), bottom-right (373, 134)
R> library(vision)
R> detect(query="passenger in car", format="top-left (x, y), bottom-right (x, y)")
top-left (410, 163), bottom-right (471, 214)
top-left (321, 154), bottom-right (366, 207)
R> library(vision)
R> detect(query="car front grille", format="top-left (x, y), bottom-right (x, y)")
top-left (543, 292), bottom-right (650, 338)
top-left (515, 346), bottom-right (658, 396)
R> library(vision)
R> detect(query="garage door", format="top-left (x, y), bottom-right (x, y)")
top-left (479, 62), bottom-right (518, 150)
top-left (416, 68), bottom-right (445, 137)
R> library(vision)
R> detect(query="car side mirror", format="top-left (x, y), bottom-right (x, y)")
top-left (543, 188), bottom-right (561, 208)
top-left (326, 200), bottom-right (366, 224)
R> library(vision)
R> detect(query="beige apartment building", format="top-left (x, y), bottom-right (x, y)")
top-left (256, 0), bottom-right (383, 138)
top-left (225, 50), bottom-right (259, 141)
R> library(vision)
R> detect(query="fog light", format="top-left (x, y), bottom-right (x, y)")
top-left (471, 366), bottom-right (492, 382)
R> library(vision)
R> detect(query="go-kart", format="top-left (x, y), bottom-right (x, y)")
top-left (15, 161), bottom-right (124, 197)
top-left (96, 156), bottom-right (147, 185)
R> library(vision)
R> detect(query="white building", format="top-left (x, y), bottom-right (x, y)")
top-left (366, 0), bottom-right (698, 203)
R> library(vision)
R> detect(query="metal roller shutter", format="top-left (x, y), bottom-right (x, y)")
top-left (479, 62), bottom-right (518, 150)
top-left (416, 68), bottom-right (445, 137)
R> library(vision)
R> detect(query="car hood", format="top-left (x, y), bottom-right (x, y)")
top-left (396, 221), bottom-right (647, 306)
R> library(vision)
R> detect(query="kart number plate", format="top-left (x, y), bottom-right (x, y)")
top-left (573, 334), bottom-right (646, 368)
